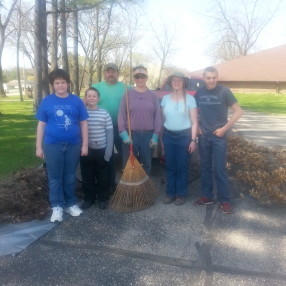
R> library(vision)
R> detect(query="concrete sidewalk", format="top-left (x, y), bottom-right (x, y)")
top-left (0, 110), bottom-right (286, 285)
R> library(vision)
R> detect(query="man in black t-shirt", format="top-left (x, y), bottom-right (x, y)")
top-left (194, 66), bottom-right (242, 214)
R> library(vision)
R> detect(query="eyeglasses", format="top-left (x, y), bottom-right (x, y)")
top-left (134, 74), bottom-right (147, 79)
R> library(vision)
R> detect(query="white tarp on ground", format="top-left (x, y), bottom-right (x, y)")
top-left (0, 219), bottom-right (57, 257)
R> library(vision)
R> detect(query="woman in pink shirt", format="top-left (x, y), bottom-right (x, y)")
top-left (118, 65), bottom-right (161, 175)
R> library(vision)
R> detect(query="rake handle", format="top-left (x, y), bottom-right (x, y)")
top-left (125, 84), bottom-right (135, 168)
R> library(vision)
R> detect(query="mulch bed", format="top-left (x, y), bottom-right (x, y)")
top-left (0, 167), bottom-right (50, 223)
top-left (227, 134), bottom-right (286, 204)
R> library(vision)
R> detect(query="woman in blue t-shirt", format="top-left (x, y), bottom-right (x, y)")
top-left (36, 69), bottom-right (88, 223)
top-left (161, 72), bottom-right (198, 205)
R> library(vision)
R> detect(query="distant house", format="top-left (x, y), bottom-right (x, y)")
top-left (6, 80), bottom-right (33, 93)
top-left (189, 45), bottom-right (286, 93)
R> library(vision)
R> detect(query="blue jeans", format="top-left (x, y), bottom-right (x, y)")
top-left (44, 143), bottom-right (81, 208)
top-left (122, 130), bottom-right (153, 175)
top-left (162, 129), bottom-right (191, 198)
top-left (198, 133), bottom-right (230, 203)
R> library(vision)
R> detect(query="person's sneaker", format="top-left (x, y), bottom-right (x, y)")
top-left (220, 202), bottom-right (233, 214)
top-left (65, 205), bottom-right (83, 217)
top-left (81, 200), bottom-right (93, 209)
top-left (194, 197), bottom-right (213, 206)
top-left (98, 201), bottom-right (107, 210)
top-left (50, 207), bottom-right (63, 223)
top-left (175, 197), bottom-right (186, 206)
top-left (163, 196), bottom-right (175, 204)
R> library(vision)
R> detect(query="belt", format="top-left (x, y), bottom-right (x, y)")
top-left (131, 130), bottom-right (153, 133)
top-left (163, 127), bottom-right (191, 135)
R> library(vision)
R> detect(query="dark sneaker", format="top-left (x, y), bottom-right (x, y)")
top-left (98, 201), bottom-right (107, 210)
top-left (163, 196), bottom-right (175, 204)
top-left (194, 197), bottom-right (213, 206)
top-left (81, 200), bottom-right (93, 209)
top-left (175, 197), bottom-right (186, 206)
top-left (220, 202), bottom-right (233, 214)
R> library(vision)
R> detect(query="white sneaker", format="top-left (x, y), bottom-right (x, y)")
top-left (50, 207), bottom-right (63, 223)
top-left (65, 204), bottom-right (83, 217)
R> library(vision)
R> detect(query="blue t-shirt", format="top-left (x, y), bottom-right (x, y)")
top-left (161, 94), bottom-right (197, 131)
top-left (36, 93), bottom-right (89, 144)
top-left (195, 84), bottom-right (237, 133)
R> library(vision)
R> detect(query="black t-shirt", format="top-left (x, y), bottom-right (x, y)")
top-left (195, 84), bottom-right (237, 133)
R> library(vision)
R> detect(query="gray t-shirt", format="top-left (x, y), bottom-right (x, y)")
top-left (195, 84), bottom-right (237, 134)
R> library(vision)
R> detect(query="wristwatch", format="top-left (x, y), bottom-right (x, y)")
top-left (191, 138), bottom-right (198, 143)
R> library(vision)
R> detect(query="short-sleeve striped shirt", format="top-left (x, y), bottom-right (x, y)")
top-left (87, 108), bottom-right (113, 149)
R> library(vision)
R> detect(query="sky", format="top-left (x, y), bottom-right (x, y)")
top-left (2, 0), bottom-right (286, 72)
top-left (141, 0), bottom-right (286, 71)
top-left (141, 0), bottom-right (212, 71)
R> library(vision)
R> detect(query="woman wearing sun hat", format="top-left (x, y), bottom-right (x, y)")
top-left (118, 65), bottom-right (161, 175)
top-left (161, 71), bottom-right (198, 205)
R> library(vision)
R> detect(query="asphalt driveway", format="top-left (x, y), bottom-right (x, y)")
top-left (232, 110), bottom-right (286, 148)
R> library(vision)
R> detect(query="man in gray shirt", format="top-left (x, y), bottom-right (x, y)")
top-left (194, 66), bottom-right (242, 214)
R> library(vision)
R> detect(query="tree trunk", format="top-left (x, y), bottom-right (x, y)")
top-left (96, 52), bottom-right (102, 83)
top-left (0, 33), bottom-right (6, 97)
top-left (60, 0), bottom-right (69, 73)
top-left (95, 4), bottom-right (114, 83)
top-left (17, 25), bottom-right (23, 102)
top-left (157, 63), bottom-right (164, 88)
top-left (0, 0), bottom-right (19, 97)
top-left (41, 2), bottom-right (49, 97)
top-left (17, 0), bottom-right (23, 101)
top-left (79, 59), bottom-right (87, 91)
top-left (34, 0), bottom-right (45, 109)
top-left (95, 7), bottom-right (102, 83)
top-left (72, 6), bottom-right (79, 95)
top-left (51, 0), bottom-right (58, 70)
top-left (88, 58), bottom-right (93, 85)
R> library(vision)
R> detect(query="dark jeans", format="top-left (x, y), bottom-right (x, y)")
top-left (80, 148), bottom-right (109, 202)
top-left (198, 133), bottom-right (230, 203)
top-left (162, 128), bottom-right (191, 198)
top-left (122, 130), bottom-right (153, 176)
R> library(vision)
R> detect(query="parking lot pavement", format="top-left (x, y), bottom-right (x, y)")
top-left (233, 110), bottom-right (286, 148)
top-left (1, 157), bottom-right (286, 286)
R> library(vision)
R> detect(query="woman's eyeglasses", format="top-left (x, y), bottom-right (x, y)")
top-left (134, 74), bottom-right (147, 79)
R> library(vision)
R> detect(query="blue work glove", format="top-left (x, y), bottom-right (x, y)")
top-left (149, 134), bottom-right (159, 148)
top-left (119, 131), bottom-right (132, 144)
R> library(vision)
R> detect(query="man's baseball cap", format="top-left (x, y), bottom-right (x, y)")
top-left (104, 63), bottom-right (119, 71)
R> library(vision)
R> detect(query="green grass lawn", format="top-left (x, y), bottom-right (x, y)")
top-left (235, 93), bottom-right (286, 115)
top-left (0, 100), bottom-right (42, 178)
top-left (0, 95), bottom-right (33, 101)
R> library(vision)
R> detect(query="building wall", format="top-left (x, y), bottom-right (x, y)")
top-left (219, 81), bottom-right (286, 93)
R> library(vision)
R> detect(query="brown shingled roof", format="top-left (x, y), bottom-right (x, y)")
top-left (189, 44), bottom-right (286, 82)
